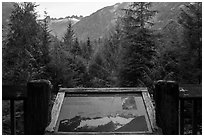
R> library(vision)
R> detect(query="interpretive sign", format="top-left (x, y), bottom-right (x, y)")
top-left (46, 88), bottom-right (155, 134)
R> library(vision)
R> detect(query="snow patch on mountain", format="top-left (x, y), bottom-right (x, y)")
top-left (51, 18), bottom-right (79, 24)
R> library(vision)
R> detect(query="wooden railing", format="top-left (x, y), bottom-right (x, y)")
top-left (2, 85), bottom-right (27, 134)
top-left (179, 84), bottom-right (202, 135)
top-left (154, 81), bottom-right (202, 135)
top-left (3, 80), bottom-right (201, 135)
top-left (2, 80), bottom-right (52, 135)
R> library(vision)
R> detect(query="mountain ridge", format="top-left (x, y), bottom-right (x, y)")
top-left (2, 2), bottom-right (187, 42)
top-left (48, 2), bottom-right (186, 41)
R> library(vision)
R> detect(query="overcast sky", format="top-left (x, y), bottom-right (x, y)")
top-left (35, 2), bottom-right (117, 19)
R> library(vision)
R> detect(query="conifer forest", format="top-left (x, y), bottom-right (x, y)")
top-left (2, 2), bottom-right (202, 134)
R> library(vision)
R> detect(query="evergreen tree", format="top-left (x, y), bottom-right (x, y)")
top-left (3, 2), bottom-right (41, 84)
top-left (155, 20), bottom-right (183, 82)
top-left (40, 11), bottom-right (51, 65)
top-left (81, 37), bottom-right (93, 65)
top-left (118, 2), bottom-right (157, 87)
top-left (178, 2), bottom-right (202, 84)
top-left (89, 51), bottom-right (110, 87)
top-left (86, 37), bottom-right (92, 60)
top-left (63, 21), bottom-right (75, 51)
top-left (48, 38), bottom-right (64, 90)
top-left (71, 37), bottom-right (82, 57)
top-left (101, 20), bottom-right (123, 86)
top-left (53, 21), bottom-right (88, 87)
top-left (37, 11), bottom-right (51, 79)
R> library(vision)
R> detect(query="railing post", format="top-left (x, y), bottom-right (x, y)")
top-left (154, 80), bottom-right (179, 134)
top-left (179, 99), bottom-right (184, 135)
top-left (192, 99), bottom-right (198, 134)
top-left (24, 80), bottom-right (51, 135)
top-left (10, 100), bottom-right (16, 135)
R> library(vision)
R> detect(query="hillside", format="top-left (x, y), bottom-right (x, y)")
top-left (73, 2), bottom-right (186, 41)
top-left (47, 17), bottom-right (80, 39)
top-left (2, 2), bottom-right (187, 41)
top-left (151, 2), bottom-right (186, 30)
top-left (73, 2), bottom-right (129, 41)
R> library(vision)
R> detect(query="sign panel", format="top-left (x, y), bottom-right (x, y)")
top-left (55, 93), bottom-right (152, 133)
